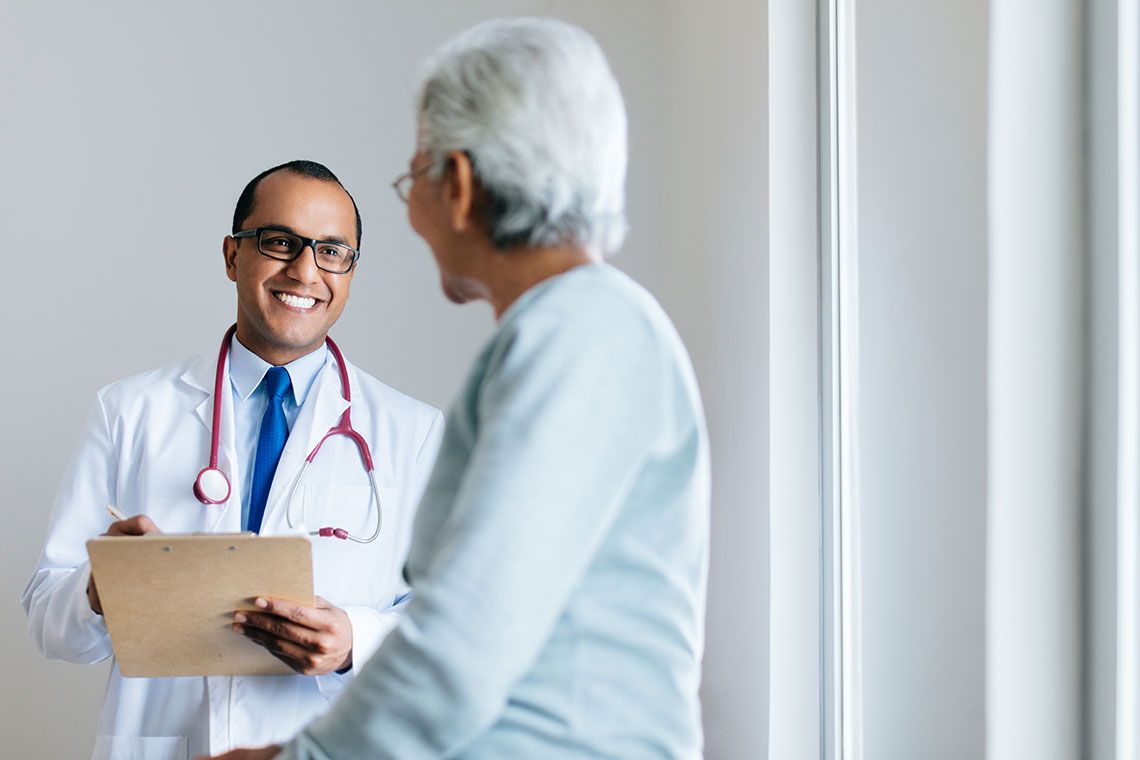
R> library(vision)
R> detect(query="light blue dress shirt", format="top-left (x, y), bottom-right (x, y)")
top-left (280, 264), bottom-right (711, 759)
top-left (228, 337), bottom-right (328, 531)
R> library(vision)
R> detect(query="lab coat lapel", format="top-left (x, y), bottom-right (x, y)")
top-left (179, 348), bottom-right (242, 531)
top-left (260, 357), bottom-right (351, 530)
top-left (179, 349), bottom-right (215, 392)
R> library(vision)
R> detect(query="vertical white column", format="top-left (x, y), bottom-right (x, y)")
top-left (1116, 0), bottom-right (1140, 758)
top-left (834, 3), bottom-right (863, 757)
top-left (986, 1), bottom-right (1083, 758)
top-left (819, 0), bottom-right (863, 756)
top-left (768, 0), bottom-right (822, 757)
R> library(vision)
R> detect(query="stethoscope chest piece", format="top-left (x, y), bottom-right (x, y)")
top-left (194, 466), bottom-right (231, 505)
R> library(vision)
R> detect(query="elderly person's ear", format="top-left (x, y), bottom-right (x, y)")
top-left (444, 150), bottom-right (477, 232)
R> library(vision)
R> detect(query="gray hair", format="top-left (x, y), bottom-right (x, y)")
top-left (416, 17), bottom-right (628, 255)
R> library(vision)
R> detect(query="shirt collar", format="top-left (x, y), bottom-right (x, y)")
top-left (228, 335), bottom-right (329, 406)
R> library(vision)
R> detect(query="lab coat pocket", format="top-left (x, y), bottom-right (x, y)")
top-left (91, 734), bottom-right (187, 760)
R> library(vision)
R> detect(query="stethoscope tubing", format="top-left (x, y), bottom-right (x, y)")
top-left (194, 324), bottom-right (383, 543)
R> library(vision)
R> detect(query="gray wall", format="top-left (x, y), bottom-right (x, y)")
top-left (855, 2), bottom-right (990, 758)
top-left (662, 1), bottom-right (770, 756)
top-left (1086, 0), bottom-right (1123, 755)
top-left (0, 1), bottom-right (768, 757)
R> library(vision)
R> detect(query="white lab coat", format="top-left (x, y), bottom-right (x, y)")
top-left (22, 345), bottom-right (444, 760)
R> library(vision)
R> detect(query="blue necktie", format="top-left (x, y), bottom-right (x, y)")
top-left (247, 366), bottom-right (291, 534)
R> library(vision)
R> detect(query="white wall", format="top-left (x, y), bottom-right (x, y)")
top-left (854, 3), bottom-right (990, 758)
top-left (0, 1), bottom-right (768, 757)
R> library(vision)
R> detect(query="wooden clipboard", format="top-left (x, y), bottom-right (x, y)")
top-left (86, 533), bottom-right (314, 678)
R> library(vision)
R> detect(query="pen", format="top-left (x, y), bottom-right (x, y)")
top-left (106, 504), bottom-right (129, 522)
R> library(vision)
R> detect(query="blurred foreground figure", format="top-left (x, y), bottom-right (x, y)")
top-left (212, 16), bottom-right (710, 760)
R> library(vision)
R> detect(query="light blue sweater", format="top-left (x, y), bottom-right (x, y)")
top-left (280, 263), bottom-right (710, 759)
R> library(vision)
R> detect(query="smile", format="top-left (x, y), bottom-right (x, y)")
top-left (274, 292), bottom-right (319, 310)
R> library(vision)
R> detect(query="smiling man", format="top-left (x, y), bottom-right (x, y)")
top-left (23, 160), bottom-right (444, 760)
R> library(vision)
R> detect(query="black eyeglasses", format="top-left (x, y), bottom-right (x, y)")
top-left (391, 163), bottom-right (436, 204)
top-left (233, 227), bottom-right (359, 274)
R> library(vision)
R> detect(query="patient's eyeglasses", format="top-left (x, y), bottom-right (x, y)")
top-left (391, 163), bottom-right (435, 204)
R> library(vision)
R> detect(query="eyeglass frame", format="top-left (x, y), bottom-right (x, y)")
top-left (391, 162), bottom-right (436, 204)
top-left (233, 226), bottom-right (361, 274)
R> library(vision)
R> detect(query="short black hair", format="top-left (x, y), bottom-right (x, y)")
top-left (231, 159), bottom-right (363, 248)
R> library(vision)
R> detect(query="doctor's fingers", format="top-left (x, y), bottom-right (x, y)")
top-left (252, 596), bottom-right (327, 628)
top-left (105, 515), bottom-right (161, 536)
top-left (235, 624), bottom-right (329, 675)
top-left (234, 612), bottom-right (331, 651)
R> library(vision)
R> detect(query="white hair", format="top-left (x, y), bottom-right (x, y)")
top-left (416, 17), bottom-right (628, 255)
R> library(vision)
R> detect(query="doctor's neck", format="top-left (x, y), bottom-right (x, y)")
top-left (234, 324), bottom-right (328, 367)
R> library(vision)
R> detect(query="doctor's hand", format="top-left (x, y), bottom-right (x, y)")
top-left (232, 595), bottom-right (353, 676)
top-left (87, 515), bottom-right (162, 615)
top-left (196, 743), bottom-right (280, 760)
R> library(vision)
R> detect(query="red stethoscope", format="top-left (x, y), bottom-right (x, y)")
top-left (193, 324), bottom-right (383, 543)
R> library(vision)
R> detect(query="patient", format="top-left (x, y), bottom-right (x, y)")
top-left (210, 17), bottom-right (710, 759)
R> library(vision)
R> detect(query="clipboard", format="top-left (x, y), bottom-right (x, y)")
top-left (86, 533), bottom-right (314, 678)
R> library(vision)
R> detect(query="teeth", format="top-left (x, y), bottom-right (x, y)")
top-left (276, 293), bottom-right (317, 309)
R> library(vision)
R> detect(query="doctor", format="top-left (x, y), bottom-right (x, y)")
top-left (22, 159), bottom-right (444, 760)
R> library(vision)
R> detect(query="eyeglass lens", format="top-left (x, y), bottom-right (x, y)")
top-left (258, 230), bottom-right (356, 273)
top-left (395, 175), bottom-right (413, 202)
